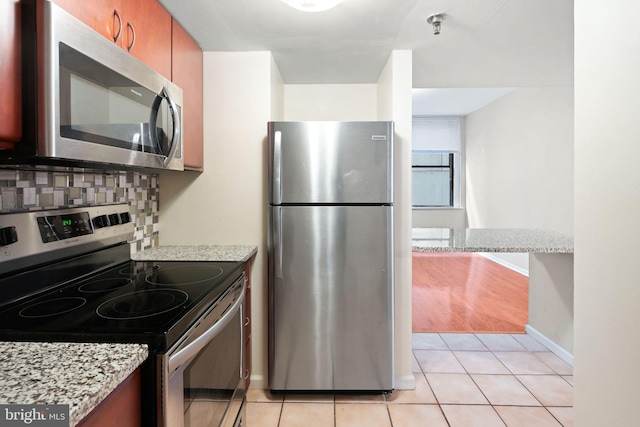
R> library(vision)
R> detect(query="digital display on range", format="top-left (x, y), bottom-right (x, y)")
top-left (37, 212), bottom-right (93, 243)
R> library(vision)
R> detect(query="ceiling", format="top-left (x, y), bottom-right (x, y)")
top-left (158, 0), bottom-right (573, 113)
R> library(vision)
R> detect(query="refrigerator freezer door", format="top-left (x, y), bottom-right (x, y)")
top-left (268, 121), bottom-right (394, 205)
top-left (268, 205), bottom-right (394, 391)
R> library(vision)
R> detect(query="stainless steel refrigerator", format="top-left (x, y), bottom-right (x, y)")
top-left (267, 121), bottom-right (394, 392)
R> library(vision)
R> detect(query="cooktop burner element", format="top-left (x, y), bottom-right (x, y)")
top-left (145, 265), bottom-right (224, 286)
top-left (97, 289), bottom-right (189, 320)
top-left (118, 263), bottom-right (161, 277)
top-left (19, 297), bottom-right (87, 318)
top-left (79, 278), bottom-right (133, 293)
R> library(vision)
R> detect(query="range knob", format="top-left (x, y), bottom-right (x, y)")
top-left (108, 213), bottom-right (121, 225)
top-left (0, 226), bottom-right (18, 246)
top-left (92, 215), bottom-right (110, 229)
top-left (120, 212), bottom-right (131, 224)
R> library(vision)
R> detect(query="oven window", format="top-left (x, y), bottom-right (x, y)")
top-left (183, 307), bottom-right (242, 425)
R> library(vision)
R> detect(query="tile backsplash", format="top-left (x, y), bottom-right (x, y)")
top-left (0, 169), bottom-right (159, 253)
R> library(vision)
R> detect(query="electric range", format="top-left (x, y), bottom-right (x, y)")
top-left (0, 203), bottom-right (247, 426)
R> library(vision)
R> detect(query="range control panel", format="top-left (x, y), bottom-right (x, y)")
top-left (0, 204), bottom-right (134, 276)
top-left (37, 212), bottom-right (93, 243)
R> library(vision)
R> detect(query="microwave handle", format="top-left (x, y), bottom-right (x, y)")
top-left (149, 87), bottom-right (181, 166)
top-left (163, 89), bottom-right (181, 167)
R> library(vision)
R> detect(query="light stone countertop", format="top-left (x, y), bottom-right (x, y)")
top-left (132, 245), bottom-right (258, 262)
top-left (0, 342), bottom-right (148, 426)
top-left (412, 228), bottom-right (574, 253)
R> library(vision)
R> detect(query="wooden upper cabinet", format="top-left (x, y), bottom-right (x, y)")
top-left (52, 0), bottom-right (172, 79)
top-left (120, 0), bottom-right (172, 79)
top-left (171, 19), bottom-right (204, 171)
top-left (0, 0), bottom-right (22, 148)
top-left (52, 0), bottom-right (121, 43)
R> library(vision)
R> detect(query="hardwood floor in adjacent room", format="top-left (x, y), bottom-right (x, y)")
top-left (412, 252), bottom-right (528, 333)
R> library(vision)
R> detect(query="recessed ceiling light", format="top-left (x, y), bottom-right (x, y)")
top-left (280, 0), bottom-right (345, 12)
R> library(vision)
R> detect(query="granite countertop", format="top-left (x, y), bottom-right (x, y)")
top-left (0, 342), bottom-right (148, 426)
top-left (412, 228), bottom-right (574, 253)
top-left (132, 245), bottom-right (258, 262)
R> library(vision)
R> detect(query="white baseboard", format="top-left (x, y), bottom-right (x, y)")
top-left (525, 325), bottom-right (574, 366)
top-left (248, 374), bottom-right (267, 390)
top-left (394, 374), bottom-right (416, 390)
top-left (480, 253), bottom-right (529, 277)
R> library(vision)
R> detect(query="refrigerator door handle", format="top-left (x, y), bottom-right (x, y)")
top-left (274, 206), bottom-right (283, 279)
top-left (273, 131), bottom-right (282, 205)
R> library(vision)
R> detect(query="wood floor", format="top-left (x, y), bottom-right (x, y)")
top-left (412, 252), bottom-right (529, 334)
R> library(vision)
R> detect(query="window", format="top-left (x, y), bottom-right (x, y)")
top-left (412, 152), bottom-right (454, 207)
top-left (412, 117), bottom-right (462, 208)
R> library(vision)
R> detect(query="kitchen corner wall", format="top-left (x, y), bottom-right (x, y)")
top-left (0, 169), bottom-right (159, 253)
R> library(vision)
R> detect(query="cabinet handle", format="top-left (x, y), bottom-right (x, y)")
top-left (244, 316), bottom-right (250, 326)
top-left (244, 369), bottom-right (249, 380)
top-left (113, 9), bottom-right (122, 43)
top-left (126, 21), bottom-right (136, 52)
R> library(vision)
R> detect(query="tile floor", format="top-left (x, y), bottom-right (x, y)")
top-left (246, 333), bottom-right (573, 426)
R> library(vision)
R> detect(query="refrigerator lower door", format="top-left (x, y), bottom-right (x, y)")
top-left (268, 205), bottom-right (394, 391)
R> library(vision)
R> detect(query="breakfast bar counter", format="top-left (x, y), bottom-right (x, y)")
top-left (412, 228), bottom-right (574, 253)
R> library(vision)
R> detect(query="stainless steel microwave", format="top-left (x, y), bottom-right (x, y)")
top-left (6, 0), bottom-right (183, 171)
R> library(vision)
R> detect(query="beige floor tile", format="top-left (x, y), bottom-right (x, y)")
top-left (415, 350), bottom-right (466, 373)
top-left (388, 404), bottom-right (448, 427)
top-left (335, 403), bottom-right (390, 427)
top-left (412, 353), bottom-right (422, 373)
top-left (426, 373), bottom-right (489, 404)
top-left (334, 393), bottom-right (384, 403)
top-left (547, 406), bottom-right (573, 426)
top-left (562, 375), bottom-right (574, 386)
top-left (441, 404), bottom-right (506, 427)
top-left (476, 334), bottom-right (527, 351)
top-left (471, 374), bottom-right (540, 406)
top-left (534, 352), bottom-right (574, 375)
top-left (511, 334), bottom-right (549, 351)
top-left (246, 402), bottom-right (282, 427)
top-left (440, 333), bottom-right (488, 351)
top-left (493, 351), bottom-right (556, 374)
top-left (386, 373), bottom-right (437, 404)
top-left (284, 393), bottom-right (334, 403)
top-left (454, 351), bottom-right (511, 374)
top-left (412, 333), bottom-right (448, 350)
top-left (279, 403), bottom-right (334, 427)
top-left (247, 389), bottom-right (285, 403)
top-left (494, 406), bottom-right (562, 427)
top-left (517, 375), bottom-right (574, 406)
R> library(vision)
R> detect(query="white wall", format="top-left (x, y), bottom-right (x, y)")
top-left (159, 51), bottom-right (283, 389)
top-left (465, 87), bottom-right (574, 271)
top-left (284, 84), bottom-right (377, 121)
top-left (377, 50), bottom-right (414, 390)
top-left (574, 1), bottom-right (640, 424)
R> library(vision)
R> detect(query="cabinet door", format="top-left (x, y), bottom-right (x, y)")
top-left (0, 0), bottom-right (22, 147)
top-left (53, 0), bottom-right (122, 44)
top-left (121, 0), bottom-right (172, 78)
top-left (171, 19), bottom-right (204, 171)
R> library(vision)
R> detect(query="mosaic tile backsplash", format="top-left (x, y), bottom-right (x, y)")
top-left (0, 169), bottom-right (159, 253)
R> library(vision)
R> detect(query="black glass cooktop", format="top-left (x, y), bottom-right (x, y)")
top-left (0, 247), bottom-right (243, 351)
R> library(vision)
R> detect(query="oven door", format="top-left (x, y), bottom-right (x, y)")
top-left (160, 276), bottom-right (246, 427)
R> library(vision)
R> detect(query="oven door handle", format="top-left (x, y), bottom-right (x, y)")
top-left (168, 281), bottom-right (246, 374)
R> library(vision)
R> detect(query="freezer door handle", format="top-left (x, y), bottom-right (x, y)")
top-left (273, 131), bottom-right (282, 205)
top-left (274, 206), bottom-right (283, 279)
